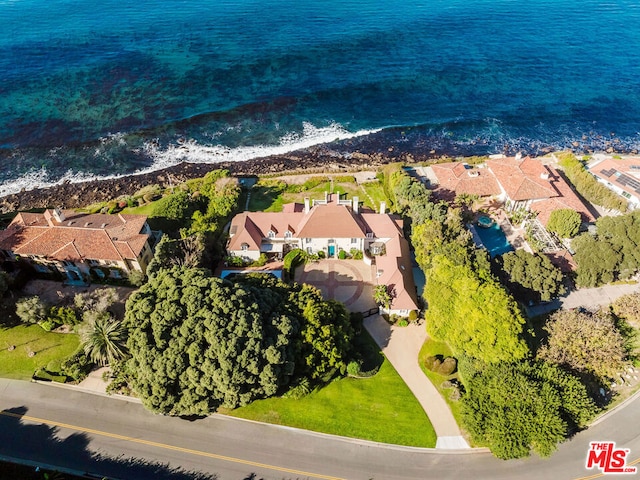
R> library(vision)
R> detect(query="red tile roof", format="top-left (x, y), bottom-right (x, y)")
top-left (486, 157), bottom-right (557, 201)
top-left (0, 209), bottom-right (150, 262)
top-left (431, 162), bottom-right (501, 197)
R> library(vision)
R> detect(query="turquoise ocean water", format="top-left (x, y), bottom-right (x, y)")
top-left (1, 0), bottom-right (640, 194)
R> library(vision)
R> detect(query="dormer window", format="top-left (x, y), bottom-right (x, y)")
top-left (284, 231), bottom-right (292, 239)
top-left (268, 230), bottom-right (275, 239)
top-left (241, 243), bottom-right (249, 251)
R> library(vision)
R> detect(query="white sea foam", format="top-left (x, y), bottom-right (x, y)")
top-left (0, 122), bottom-right (380, 198)
top-left (141, 122), bottom-right (380, 169)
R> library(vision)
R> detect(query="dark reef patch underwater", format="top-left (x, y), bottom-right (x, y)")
top-left (1, 0), bottom-right (640, 195)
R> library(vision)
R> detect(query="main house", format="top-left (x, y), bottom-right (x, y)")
top-left (0, 208), bottom-right (158, 282)
top-left (227, 193), bottom-right (419, 316)
top-left (429, 155), bottom-right (595, 226)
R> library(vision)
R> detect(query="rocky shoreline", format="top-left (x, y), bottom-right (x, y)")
top-left (0, 147), bottom-right (415, 213)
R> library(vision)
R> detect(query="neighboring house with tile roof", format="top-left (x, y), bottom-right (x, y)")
top-left (430, 162), bottom-right (501, 198)
top-left (430, 156), bottom-right (594, 227)
top-left (0, 208), bottom-right (158, 282)
top-left (227, 193), bottom-right (419, 316)
top-left (589, 157), bottom-right (640, 208)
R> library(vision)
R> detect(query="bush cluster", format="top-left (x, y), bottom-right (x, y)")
top-left (424, 355), bottom-right (458, 376)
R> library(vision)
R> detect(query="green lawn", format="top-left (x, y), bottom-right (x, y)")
top-left (360, 180), bottom-right (388, 211)
top-left (0, 325), bottom-right (80, 380)
top-left (227, 357), bottom-right (437, 447)
top-left (417, 337), bottom-right (465, 432)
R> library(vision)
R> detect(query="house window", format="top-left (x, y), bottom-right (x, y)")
top-left (268, 231), bottom-right (275, 239)
top-left (366, 232), bottom-right (374, 239)
top-left (305, 238), bottom-right (311, 244)
top-left (285, 231), bottom-right (292, 239)
top-left (350, 238), bottom-right (357, 244)
top-left (307, 247), bottom-right (313, 254)
top-left (241, 243), bottom-right (249, 251)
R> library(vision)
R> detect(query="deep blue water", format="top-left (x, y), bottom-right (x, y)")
top-left (1, 0), bottom-right (640, 194)
top-left (475, 223), bottom-right (514, 258)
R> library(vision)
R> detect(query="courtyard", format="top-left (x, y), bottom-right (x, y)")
top-left (296, 259), bottom-right (377, 313)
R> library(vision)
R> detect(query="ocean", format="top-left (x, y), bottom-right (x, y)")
top-left (1, 0), bottom-right (640, 195)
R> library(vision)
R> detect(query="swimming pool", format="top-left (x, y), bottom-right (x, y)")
top-left (474, 223), bottom-right (514, 258)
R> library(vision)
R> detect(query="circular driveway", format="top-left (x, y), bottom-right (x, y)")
top-left (296, 259), bottom-right (376, 312)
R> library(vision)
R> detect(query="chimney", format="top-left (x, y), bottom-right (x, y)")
top-left (515, 152), bottom-right (522, 161)
top-left (540, 172), bottom-right (549, 180)
top-left (380, 201), bottom-right (386, 215)
top-left (44, 210), bottom-right (54, 227)
top-left (304, 197), bottom-right (310, 214)
top-left (352, 196), bottom-right (359, 214)
top-left (52, 207), bottom-right (65, 223)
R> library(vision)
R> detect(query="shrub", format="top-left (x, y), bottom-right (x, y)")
top-left (302, 176), bottom-right (329, 190)
top-left (437, 357), bottom-right (458, 376)
top-left (398, 319), bottom-right (409, 327)
top-left (127, 270), bottom-right (146, 287)
top-left (60, 350), bottom-right (92, 383)
top-left (49, 306), bottom-right (79, 326)
top-left (283, 378), bottom-right (312, 400)
top-left (37, 319), bottom-right (57, 332)
top-left (250, 253), bottom-right (268, 267)
top-left (16, 296), bottom-right (48, 324)
top-left (46, 359), bottom-right (62, 373)
top-left (283, 249), bottom-right (306, 280)
top-left (338, 250), bottom-right (347, 260)
top-left (408, 310), bottom-right (419, 322)
top-left (424, 355), bottom-right (443, 372)
top-left (350, 248), bottom-right (363, 260)
top-left (317, 250), bottom-right (326, 259)
top-left (225, 255), bottom-right (246, 267)
top-left (347, 360), bottom-right (361, 376)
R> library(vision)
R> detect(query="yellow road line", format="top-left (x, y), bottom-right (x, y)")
top-left (573, 456), bottom-right (640, 480)
top-left (0, 411), bottom-right (345, 480)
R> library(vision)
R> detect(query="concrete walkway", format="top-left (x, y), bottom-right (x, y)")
top-left (78, 367), bottom-right (110, 394)
top-left (526, 281), bottom-right (640, 317)
top-left (364, 315), bottom-right (469, 450)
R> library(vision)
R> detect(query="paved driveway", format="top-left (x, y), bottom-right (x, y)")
top-left (296, 259), bottom-right (376, 312)
top-left (527, 282), bottom-right (640, 316)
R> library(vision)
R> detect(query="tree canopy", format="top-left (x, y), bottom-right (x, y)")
top-left (546, 208), bottom-right (582, 238)
top-left (122, 268), bottom-right (354, 415)
top-left (461, 360), bottom-right (597, 459)
top-left (558, 153), bottom-right (628, 212)
top-left (424, 255), bottom-right (529, 363)
top-left (537, 309), bottom-right (628, 381)
top-left (496, 250), bottom-right (565, 302)
top-left (573, 211), bottom-right (640, 287)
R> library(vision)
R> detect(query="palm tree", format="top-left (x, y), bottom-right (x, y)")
top-left (80, 313), bottom-right (127, 366)
top-left (373, 284), bottom-right (392, 311)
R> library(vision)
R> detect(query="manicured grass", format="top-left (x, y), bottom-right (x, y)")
top-left (227, 358), bottom-right (437, 447)
top-left (360, 180), bottom-right (388, 211)
top-left (0, 325), bottom-right (80, 380)
top-left (418, 337), bottom-right (465, 433)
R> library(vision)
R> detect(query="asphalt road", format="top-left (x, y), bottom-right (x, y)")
top-left (1, 379), bottom-right (639, 480)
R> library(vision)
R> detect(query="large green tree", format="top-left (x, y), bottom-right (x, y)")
top-left (497, 250), bottom-right (565, 302)
top-left (461, 361), bottom-right (597, 459)
top-left (424, 255), bottom-right (528, 363)
top-left (124, 268), bottom-right (297, 414)
top-left (122, 268), bottom-right (354, 415)
top-left (537, 309), bottom-right (628, 381)
top-left (546, 208), bottom-right (582, 238)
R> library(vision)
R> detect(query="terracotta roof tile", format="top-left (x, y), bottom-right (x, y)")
top-left (0, 210), bottom-right (150, 261)
top-left (431, 162), bottom-right (501, 197)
